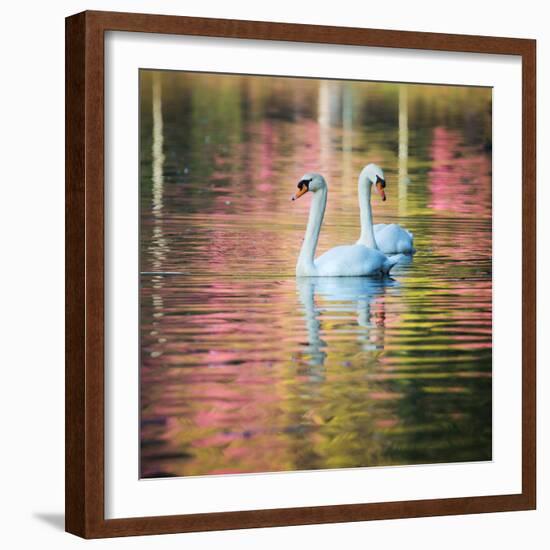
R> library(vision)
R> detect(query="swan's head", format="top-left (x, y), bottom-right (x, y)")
top-left (291, 173), bottom-right (327, 201)
top-left (361, 163), bottom-right (386, 201)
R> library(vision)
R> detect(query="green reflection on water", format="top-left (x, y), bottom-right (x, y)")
top-left (139, 70), bottom-right (492, 478)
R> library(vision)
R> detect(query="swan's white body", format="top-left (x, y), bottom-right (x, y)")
top-left (356, 164), bottom-right (415, 255)
top-left (374, 223), bottom-right (415, 255)
top-left (293, 174), bottom-right (402, 277)
top-left (310, 244), bottom-right (400, 277)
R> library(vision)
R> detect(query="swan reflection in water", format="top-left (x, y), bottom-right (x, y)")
top-left (295, 276), bottom-right (399, 370)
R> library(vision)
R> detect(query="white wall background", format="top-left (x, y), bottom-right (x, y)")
top-left (0, 1), bottom-right (546, 548)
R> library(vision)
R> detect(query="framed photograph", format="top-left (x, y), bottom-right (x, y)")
top-left (65, 10), bottom-right (536, 538)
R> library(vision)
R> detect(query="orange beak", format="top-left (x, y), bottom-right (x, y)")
top-left (376, 180), bottom-right (386, 201)
top-left (291, 183), bottom-right (309, 201)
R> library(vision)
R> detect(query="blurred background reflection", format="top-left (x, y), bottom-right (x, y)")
top-left (139, 71), bottom-right (492, 478)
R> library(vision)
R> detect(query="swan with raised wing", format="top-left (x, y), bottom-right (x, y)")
top-left (292, 173), bottom-right (402, 277)
top-left (357, 163), bottom-right (415, 255)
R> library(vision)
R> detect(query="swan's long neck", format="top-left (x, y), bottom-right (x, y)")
top-left (357, 173), bottom-right (379, 249)
top-left (296, 187), bottom-right (327, 275)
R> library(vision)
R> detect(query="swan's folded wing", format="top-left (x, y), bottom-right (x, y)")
top-left (373, 223), bottom-right (388, 234)
top-left (375, 224), bottom-right (415, 255)
top-left (315, 245), bottom-right (388, 277)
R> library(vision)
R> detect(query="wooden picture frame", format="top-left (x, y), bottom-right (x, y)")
top-left (65, 10), bottom-right (536, 539)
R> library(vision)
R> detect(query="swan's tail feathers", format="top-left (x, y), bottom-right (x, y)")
top-left (383, 254), bottom-right (405, 274)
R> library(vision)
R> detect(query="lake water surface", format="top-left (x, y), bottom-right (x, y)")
top-left (139, 71), bottom-right (492, 478)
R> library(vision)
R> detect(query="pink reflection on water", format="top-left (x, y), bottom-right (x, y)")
top-left (258, 120), bottom-right (275, 190)
top-left (428, 127), bottom-right (491, 217)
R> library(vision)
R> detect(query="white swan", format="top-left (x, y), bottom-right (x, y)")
top-left (356, 163), bottom-right (415, 255)
top-left (292, 173), bottom-right (402, 277)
